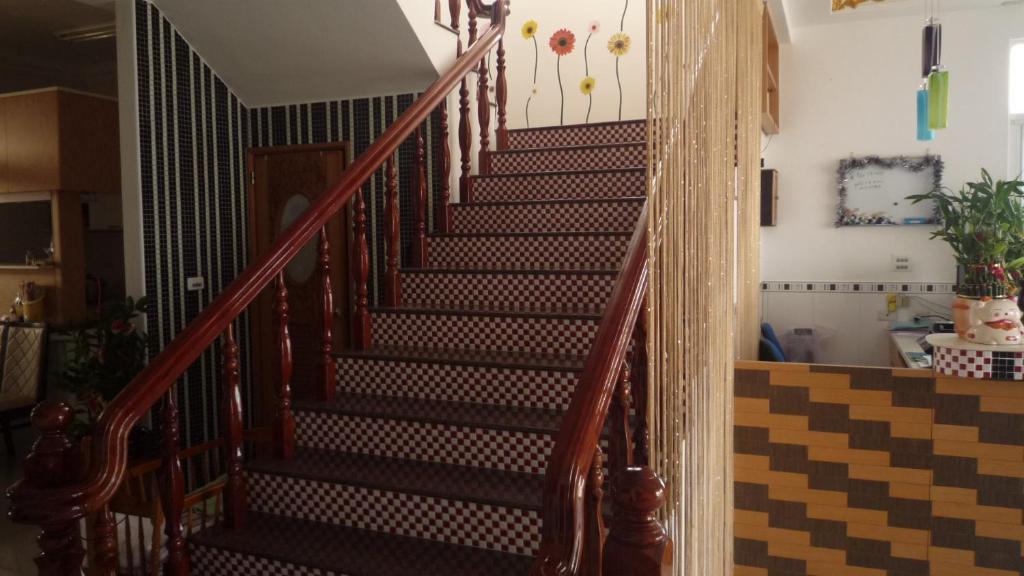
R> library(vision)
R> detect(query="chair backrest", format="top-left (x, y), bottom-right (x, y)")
top-left (0, 321), bottom-right (48, 412)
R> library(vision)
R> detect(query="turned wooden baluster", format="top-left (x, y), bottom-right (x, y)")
top-left (158, 391), bottom-right (189, 575)
top-left (610, 359), bottom-right (635, 476)
top-left (434, 0), bottom-right (441, 22)
top-left (495, 36), bottom-right (509, 150)
top-left (93, 503), bottom-right (118, 575)
top-left (477, 45), bottom-right (491, 173)
top-left (603, 467), bottom-right (674, 576)
top-left (273, 272), bottom-right (296, 460)
top-left (222, 324), bottom-right (247, 528)
top-left (437, 99), bottom-right (453, 234)
top-left (316, 227), bottom-right (337, 402)
top-left (458, 37), bottom-right (473, 203)
top-left (351, 191), bottom-right (372, 349)
top-left (583, 445), bottom-right (606, 576)
top-left (467, 1), bottom-right (478, 46)
top-left (384, 156), bottom-right (402, 306)
top-left (632, 315), bottom-right (650, 466)
top-left (17, 402), bottom-right (85, 575)
top-left (449, 0), bottom-right (460, 29)
top-left (413, 126), bottom-right (429, 267)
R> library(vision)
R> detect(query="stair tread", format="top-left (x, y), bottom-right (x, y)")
top-left (368, 305), bottom-right (602, 320)
top-left (507, 119), bottom-right (644, 133)
top-left (452, 196), bottom-right (645, 208)
top-left (248, 448), bottom-right (543, 510)
top-left (334, 345), bottom-right (586, 371)
top-left (401, 267), bottom-right (619, 276)
top-left (490, 141), bottom-right (645, 154)
top-left (294, 393), bottom-right (563, 435)
top-left (431, 230), bottom-right (631, 239)
top-left (192, 511), bottom-right (534, 576)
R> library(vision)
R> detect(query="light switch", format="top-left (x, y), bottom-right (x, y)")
top-left (187, 276), bottom-right (205, 291)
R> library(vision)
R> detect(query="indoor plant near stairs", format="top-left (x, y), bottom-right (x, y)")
top-left (908, 169), bottom-right (1024, 345)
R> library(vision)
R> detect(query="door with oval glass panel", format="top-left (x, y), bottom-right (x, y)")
top-left (248, 143), bottom-right (349, 427)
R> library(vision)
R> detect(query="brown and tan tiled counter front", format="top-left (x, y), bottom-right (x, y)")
top-left (733, 361), bottom-right (1024, 576)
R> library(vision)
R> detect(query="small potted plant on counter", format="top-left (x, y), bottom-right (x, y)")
top-left (57, 296), bottom-right (159, 458)
top-left (908, 169), bottom-right (1024, 345)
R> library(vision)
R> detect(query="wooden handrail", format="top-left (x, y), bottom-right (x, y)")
top-left (532, 201), bottom-right (649, 575)
top-left (6, 0), bottom-right (508, 526)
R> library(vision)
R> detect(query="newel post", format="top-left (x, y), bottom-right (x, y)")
top-left (457, 37), bottom-right (473, 203)
top-left (13, 401), bottom-right (86, 575)
top-left (603, 467), bottom-right (673, 576)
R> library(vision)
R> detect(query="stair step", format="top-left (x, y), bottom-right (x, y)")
top-left (400, 268), bottom-right (618, 313)
top-left (369, 307), bottom-right (601, 356)
top-left (246, 449), bottom-right (542, 555)
top-left (490, 142), bottom-right (645, 174)
top-left (191, 512), bottom-right (534, 576)
top-left (472, 168), bottom-right (646, 203)
top-left (428, 231), bottom-right (631, 270)
top-left (334, 346), bottom-right (584, 410)
top-left (293, 394), bottom-right (561, 475)
top-left (507, 119), bottom-right (646, 149)
top-left (451, 197), bottom-right (643, 234)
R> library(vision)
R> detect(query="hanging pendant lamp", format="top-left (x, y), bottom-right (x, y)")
top-left (928, 70), bottom-right (949, 130)
top-left (922, 19), bottom-right (942, 78)
top-left (917, 85), bottom-right (934, 141)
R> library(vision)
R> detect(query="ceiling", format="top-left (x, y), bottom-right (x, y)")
top-left (0, 0), bottom-right (117, 96)
top-left (152, 0), bottom-right (439, 108)
top-left (781, 0), bottom-right (1011, 29)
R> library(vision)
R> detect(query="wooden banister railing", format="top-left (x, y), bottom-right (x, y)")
top-left (531, 202), bottom-right (674, 576)
top-left (6, 3), bottom-right (509, 573)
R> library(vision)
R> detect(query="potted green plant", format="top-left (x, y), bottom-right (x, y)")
top-left (57, 296), bottom-right (157, 454)
top-left (908, 170), bottom-right (1024, 343)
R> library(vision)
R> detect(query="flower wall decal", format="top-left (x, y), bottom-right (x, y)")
top-left (583, 21), bottom-right (600, 123)
top-left (607, 31), bottom-right (631, 120)
top-left (521, 19), bottom-right (540, 128)
top-left (549, 29), bottom-right (576, 125)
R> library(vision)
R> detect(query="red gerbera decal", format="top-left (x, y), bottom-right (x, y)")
top-left (549, 29), bottom-right (576, 56)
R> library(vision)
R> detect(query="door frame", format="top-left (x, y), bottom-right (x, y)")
top-left (245, 141), bottom-right (351, 428)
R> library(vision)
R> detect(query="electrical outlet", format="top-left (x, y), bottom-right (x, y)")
top-left (877, 310), bottom-right (891, 321)
top-left (186, 276), bottom-right (205, 291)
top-left (893, 254), bottom-right (912, 272)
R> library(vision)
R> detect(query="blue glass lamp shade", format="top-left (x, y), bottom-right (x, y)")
top-left (917, 89), bottom-right (934, 141)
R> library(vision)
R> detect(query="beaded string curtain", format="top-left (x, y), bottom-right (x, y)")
top-left (646, 0), bottom-right (762, 574)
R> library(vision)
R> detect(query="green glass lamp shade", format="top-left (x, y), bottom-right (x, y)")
top-left (928, 70), bottom-right (949, 130)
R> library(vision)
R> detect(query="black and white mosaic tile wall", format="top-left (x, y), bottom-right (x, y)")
top-left (135, 0), bottom-right (252, 451)
top-left (135, 0), bottom-right (447, 453)
top-left (249, 98), bottom-right (445, 304)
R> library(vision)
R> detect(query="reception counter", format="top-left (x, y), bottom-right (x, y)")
top-left (734, 361), bottom-right (1023, 575)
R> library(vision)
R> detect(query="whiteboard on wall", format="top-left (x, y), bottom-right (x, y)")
top-left (836, 155), bottom-right (943, 226)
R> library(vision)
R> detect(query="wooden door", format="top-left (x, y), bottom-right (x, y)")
top-left (248, 144), bottom-right (349, 421)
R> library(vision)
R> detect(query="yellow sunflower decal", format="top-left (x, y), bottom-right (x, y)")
top-left (579, 77), bottom-right (596, 95)
top-left (607, 32), bottom-right (631, 57)
top-left (521, 20), bottom-right (538, 39)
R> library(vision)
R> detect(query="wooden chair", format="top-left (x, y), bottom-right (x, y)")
top-left (0, 321), bottom-right (48, 457)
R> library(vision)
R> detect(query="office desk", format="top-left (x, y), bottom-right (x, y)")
top-left (889, 330), bottom-right (932, 369)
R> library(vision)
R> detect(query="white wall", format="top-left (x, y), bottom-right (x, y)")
top-left (503, 0), bottom-right (646, 128)
top-left (761, 5), bottom-right (1024, 366)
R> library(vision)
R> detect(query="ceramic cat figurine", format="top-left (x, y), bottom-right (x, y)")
top-left (964, 297), bottom-right (1024, 346)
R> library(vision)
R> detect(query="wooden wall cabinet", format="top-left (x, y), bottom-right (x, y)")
top-left (0, 88), bottom-right (120, 325)
top-left (0, 88), bottom-right (120, 196)
top-left (762, 8), bottom-right (780, 135)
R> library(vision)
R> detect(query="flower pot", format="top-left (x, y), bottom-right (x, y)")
top-left (953, 294), bottom-right (1024, 346)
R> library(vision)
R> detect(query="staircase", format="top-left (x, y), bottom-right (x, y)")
top-left (189, 120), bottom-right (648, 575)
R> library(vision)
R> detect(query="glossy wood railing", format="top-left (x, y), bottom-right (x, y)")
top-left (531, 203), bottom-right (674, 576)
top-left (6, 3), bottom-right (509, 573)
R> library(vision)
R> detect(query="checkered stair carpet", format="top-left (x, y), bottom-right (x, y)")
top-left (190, 120), bottom-right (646, 575)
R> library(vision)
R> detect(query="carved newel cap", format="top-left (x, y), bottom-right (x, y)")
top-left (612, 466), bottom-right (666, 514)
top-left (23, 401), bottom-right (81, 489)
